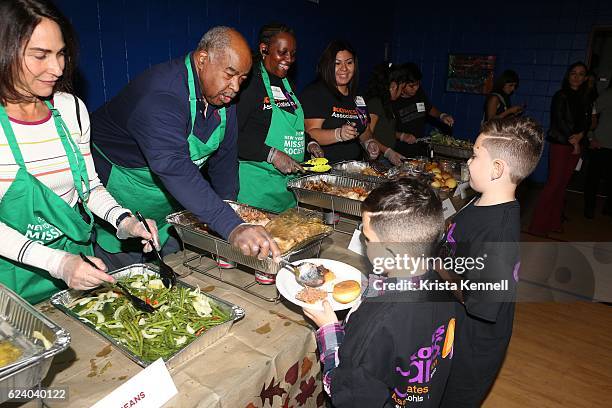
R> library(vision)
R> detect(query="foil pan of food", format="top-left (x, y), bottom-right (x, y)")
top-left (331, 160), bottom-right (390, 183)
top-left (50, 264), bottom-right (244, 370)
top-left (287, 174), bottom-right (382, 217)
top-left (0, 285), bottom-right (70, 403)
top-left (167, 202), bottom-right (332, 274)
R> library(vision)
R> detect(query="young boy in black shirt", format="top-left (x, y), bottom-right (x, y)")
top-left (304, 179), bottom-right (456, 407)
top-left (440, 117), bottom-right (544, 407)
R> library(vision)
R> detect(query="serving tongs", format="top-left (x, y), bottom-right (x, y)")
top-left (79, 253), bottom-right (154, 313)
top-left (135, 211), bottom-right (177, 289)
top-left (278, 259), bottom-right (325, 287)
top-left (300, 157), bottom-right (331, 173)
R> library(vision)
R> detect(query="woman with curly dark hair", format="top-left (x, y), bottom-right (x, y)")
top-left (364, 63), bottom-right (409, 165)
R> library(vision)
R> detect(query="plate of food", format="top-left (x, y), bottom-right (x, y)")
top-left (276, 258), bottom-right (364, 311)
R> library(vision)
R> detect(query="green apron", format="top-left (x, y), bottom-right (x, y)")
top-left (94, 53), bottom-right (226, 253)
top-left (237, 63), bottom-right (305, 212)
top-left (0, 101), bottom-right (94, 304)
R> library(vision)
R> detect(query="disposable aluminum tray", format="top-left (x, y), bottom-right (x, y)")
top-left (50, 264), bottom-right (245, 370)
top-left (432, 143), bottom-right (472, 159)
top-left (331, 160), bottom-right (388, 183)
top-left (0, 285), bottom-right (70, 403)
top-left (167, 202), bottom-right (331, 275)
top-left (287, 174), bottom-right (382, 217)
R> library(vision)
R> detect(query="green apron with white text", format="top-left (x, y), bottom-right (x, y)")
top-left (94, 53), bottom-right (226, 253)
top-left (237, 63), bottom-right (305, 212)
top-left (0, 102), bottom-right (94, 304)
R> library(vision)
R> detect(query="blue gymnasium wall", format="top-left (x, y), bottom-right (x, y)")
top-left (391, 0), bottom-right (612, 182)
top-left (54, 0), bottom-right (393, 110)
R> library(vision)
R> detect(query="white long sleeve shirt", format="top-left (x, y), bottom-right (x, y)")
top-left (0, 92), bottom-right (129, 274)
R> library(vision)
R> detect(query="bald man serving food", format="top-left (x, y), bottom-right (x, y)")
top-left (91, 26), bottom-right (280, 267)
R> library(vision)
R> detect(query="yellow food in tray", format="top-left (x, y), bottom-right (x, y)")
top-left (265, 209), bottom-right (332, 254)
top-left (0, 340), bottom-right (23, 368)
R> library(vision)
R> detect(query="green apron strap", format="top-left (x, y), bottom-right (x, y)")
top-left (43, 100), bottom-right (91, 203)
top-left (0, 107), bottom-right (27, 167)
top-left (185, 53), bottom-right (198, 137)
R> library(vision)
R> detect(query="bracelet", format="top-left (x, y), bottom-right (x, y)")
top-left (115, 211), bottom-right (133, 228)
top-left (334, 128), bottom-right (343, 142)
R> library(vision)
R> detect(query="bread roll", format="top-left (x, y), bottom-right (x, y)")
top-left (332, 280), bottom-right (361, 304)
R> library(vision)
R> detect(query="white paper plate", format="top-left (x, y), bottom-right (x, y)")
top-left (276, 258), bottom-right (365, 311)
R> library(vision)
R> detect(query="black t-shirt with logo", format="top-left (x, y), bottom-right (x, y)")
top-left (300, 80), bottom-right (370, 163)
top-left (392, 87), bottom-right (432, 137)
top-left (237, 69), bottom-right (298, 162)
top-left (440, 199), bottom-right (520, 407)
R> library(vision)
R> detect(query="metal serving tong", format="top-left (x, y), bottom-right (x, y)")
top-left (135, 211), bottom-right (177, 289)
top-left (278, 259), bottom-right (325, 287)
top-left (79, 253), bottom-right (154, 313)
top-left (300, 157), bottom-right (331, 173)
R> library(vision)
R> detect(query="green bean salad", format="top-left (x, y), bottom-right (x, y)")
top-left (68, 273), bottom-right (231, 362)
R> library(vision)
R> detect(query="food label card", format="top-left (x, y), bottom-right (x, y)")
top-left (442, 198), bottom-right (457, 220)
top-left (453, 181), bottom-right (471, 199)
top-left (348, 227), bottom-right (366, 256)
top-left (91, 358), bottom-right (177, 408)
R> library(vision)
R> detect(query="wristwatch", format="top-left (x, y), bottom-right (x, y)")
top-left (115, 211), bottom-right (133, 228)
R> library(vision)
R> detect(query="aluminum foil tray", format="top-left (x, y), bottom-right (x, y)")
top-left (0, 285), bottom-right (70, 403)
top-left (167, 202), bottom-right (330, 275)
top-left (287, 174), bottom-right (382, 217)
top-left (50, 264), bottom-right (244, 370)
top-left (331, 160), bottom-right (389, 183)
top-left (432, 143), bottom-right (472, 159)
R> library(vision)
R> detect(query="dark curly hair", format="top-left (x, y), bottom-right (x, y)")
top-left (0, 0), bottom-right (78, 105)
top-left (365, 63), bottom-right (408, 119)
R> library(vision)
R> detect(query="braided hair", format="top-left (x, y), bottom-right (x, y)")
top-left (255, 22), bottom-right (295, 62)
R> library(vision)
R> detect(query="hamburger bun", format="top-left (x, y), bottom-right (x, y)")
top-left (332, 280), bottom-right (361, 304)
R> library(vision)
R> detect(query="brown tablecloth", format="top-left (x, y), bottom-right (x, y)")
top-left (30, 246), bottom-right (354, 408)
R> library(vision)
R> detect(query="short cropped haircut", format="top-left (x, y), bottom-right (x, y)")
top-left (402, 62), bottom-right (423, 83)
top-left (0, 0), bottom-right (78, 104)
top-left (362, 178), bottom-right (444, 254)
top-left (197, 26), bottom-right (233, 56)
top-left (479, 117), bottom-right (544, 184)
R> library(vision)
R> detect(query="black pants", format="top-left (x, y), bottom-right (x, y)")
top-left (584, 147), bottom-right (612, 214)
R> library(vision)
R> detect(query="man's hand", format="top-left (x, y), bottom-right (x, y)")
top-left (116, 216), bottom-right (160, 252)
top-left (228, 224), bottom-right (281, 261)
top-left (269, 149), bottom-right (304, 174)
top-left (302, 300), bottom-right (338, 328)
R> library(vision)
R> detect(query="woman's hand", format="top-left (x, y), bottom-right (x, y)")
top-left (335, 123), bottom-right (359, 142)
top-left (398, 132), bottom-right (417, 144)
top-left (507, 105), bottom-right (524, 115)
top-left (269, 149), bottom-right (304, 174)
top-left (364, 139), bottom-right (380, 159)
top-left (52, 253), bottom-right (115, 290)
top-left (302, 300), bottom-right (338, 328)
top-left (384, 148), bottom-right (406, 166)
top-left (307, 141), bottom-right (325, 158)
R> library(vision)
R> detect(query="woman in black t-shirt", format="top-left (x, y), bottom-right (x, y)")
top-left (301, 40), bottom-right (380, 164)
top-left (237, 23), bottom-right (323, 214)
top-left (483, 70), bottom-right (523, 122)
top-left (365, 63), bottom-right (409, 165)
top-left (393, 63), bottom-right (455, 157)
